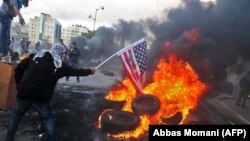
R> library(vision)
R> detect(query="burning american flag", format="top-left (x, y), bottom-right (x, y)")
top-left (117, 38), bottom-right (147, 93)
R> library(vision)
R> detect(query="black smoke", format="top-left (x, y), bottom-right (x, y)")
top-left (148, 0), bottom-right (250, 84)
top-left (71, 20), bottom-right (146, 67)
top-left (71, 0), bottom-right (250, 85)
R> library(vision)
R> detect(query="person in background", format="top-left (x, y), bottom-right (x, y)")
top-left (24, 39), bottom-right (30, 53)
top-left (5, 43), bottom-right (95, 141)
top-left (11, 51), bottom-right (19, 63)
top-left (20, 38), bottom-right (28, 55)
top-left (9, 39), bottom-right (13, 55)
top-left (236, 71), bottom-right (250, 108)
top-left (35, 41), bottom-right (40, 52)
top-left (59, 39), bottom-right (67, 49)
top-left (0, 0), bottom-right (29, 58)
top-left (66, 42), bottom-right (81, 82)
top-left (11, 37), bottom-right (14, 43)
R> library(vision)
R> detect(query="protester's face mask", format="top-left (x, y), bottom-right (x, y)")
top-left (51, 43), bottom-right (67, 58)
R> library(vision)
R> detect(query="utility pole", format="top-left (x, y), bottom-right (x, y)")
top-left (89, 6), bottom-right (104, 32)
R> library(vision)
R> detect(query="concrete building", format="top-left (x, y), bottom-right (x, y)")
top-left (61, 24), bottom-right (89, 46)
top-left (29, 13), bottom-right (62, 44)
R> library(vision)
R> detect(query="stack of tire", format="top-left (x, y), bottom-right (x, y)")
top-left (101, 94), bottom-right (161, 134)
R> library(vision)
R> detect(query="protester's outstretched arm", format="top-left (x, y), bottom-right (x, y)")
top-left (55, 63), bottom-right (96, 78)
top-left (12, 5), bottom-right (25, 25)
top-left (69, 67), bottom-right (95, 76)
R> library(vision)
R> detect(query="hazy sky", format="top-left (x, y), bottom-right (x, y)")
top-left (9, 0), bottom-right (215, 29)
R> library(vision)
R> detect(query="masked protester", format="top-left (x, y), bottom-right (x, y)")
top-left (0, 0), bottom-right (29, 58)
top-left (5, 43), bottom-right (95, 141)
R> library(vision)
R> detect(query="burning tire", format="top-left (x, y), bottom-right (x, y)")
top-left (132, 94), bottom-right (160, 115)
top-left (161, 112), bottom-right (183, 125)
top-left (101, 110), bottom-right (141, 134)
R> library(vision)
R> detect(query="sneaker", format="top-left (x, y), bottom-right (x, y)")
top-left (1, 55), bottom-right (11, 63)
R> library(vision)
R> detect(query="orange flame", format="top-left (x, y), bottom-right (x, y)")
top-left (102, 54), bottom-right (207, 139)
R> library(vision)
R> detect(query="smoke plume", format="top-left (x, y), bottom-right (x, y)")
top-left (71, 0), bottom-right (250, 85)
top-left (147, 0), bottom-right (250, 84)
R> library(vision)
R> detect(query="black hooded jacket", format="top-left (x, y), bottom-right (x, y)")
top-left (14, 52), bottom-right (93, 102)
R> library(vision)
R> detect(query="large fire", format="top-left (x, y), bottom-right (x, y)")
top-left (101, 54), bottom-right (207, 139)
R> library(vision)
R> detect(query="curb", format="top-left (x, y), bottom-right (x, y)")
top-left (208, 97), bottom-right (250, 124)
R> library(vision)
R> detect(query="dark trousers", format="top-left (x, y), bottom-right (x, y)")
top-left (6, 98), bottom-right (57, 141)
top-left (0, 13), bottom-right (12, 56)
top-left (236, 87), bottom-right (249, 107)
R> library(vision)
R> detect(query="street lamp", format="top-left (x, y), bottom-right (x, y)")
top-left (89, 6), bottom-right (104, 32)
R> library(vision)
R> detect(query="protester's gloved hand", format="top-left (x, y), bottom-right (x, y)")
top-left (91, 68), bottom-right (96, 74)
